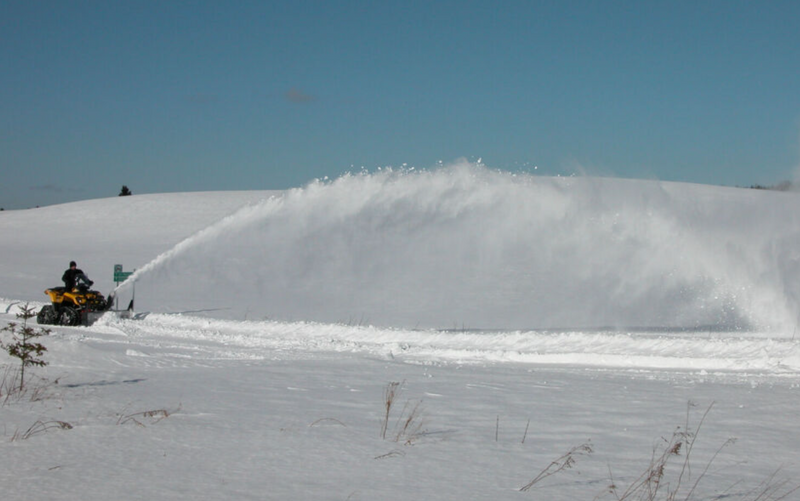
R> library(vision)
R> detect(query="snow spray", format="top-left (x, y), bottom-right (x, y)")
top-left (115, 161), bottom-right (800, 332)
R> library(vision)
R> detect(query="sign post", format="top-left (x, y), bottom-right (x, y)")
top-left (113, 264), bottom-right (135, 311)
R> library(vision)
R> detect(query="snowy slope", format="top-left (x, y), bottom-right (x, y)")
top-left (0, 190), bottom-right (278, 300)
top-left (1, 165), bottom-right (798, 500)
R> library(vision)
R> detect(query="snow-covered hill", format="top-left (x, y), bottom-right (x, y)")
top-left (1, 164), bottom-right (798, 500)
top-left (0, 190), bottom-right (278, 300)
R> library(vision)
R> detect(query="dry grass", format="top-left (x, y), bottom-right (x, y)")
top-left (117, 408), bottom-right (172, 427)
top-left (1, 365), bottom-right (53, 405)
top-left (0, 365), bottom-right (22, 404)
top-left (380, 381), bottom-right (426, 444)
top-left (309, 417), bottom-right (347, 428)
top-left (12, 420), bottom-right (72, 441)
top-left (603, 402), bottom-right (799, 501)
top-left (380, 381), bottom-right (401, 439)
top-left (520, 442), bottom-right (594, 492)
top-left (374, 449), bottom-right (406, 460)
top-left (393, 398), bottom-right (425, 444)
top-left (517, 402), bottom-right (798, 500)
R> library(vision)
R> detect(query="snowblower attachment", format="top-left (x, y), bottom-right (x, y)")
top-left (37, 286), bottom-right (133, 326)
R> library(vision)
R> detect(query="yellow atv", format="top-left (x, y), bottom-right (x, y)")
top-left (37, 285), bottom-right (115, 326)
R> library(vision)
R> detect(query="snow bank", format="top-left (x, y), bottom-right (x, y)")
top-left (92, 312), bottom-right (800, 374)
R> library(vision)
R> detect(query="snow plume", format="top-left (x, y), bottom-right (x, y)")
top-left (116, 161), bottom-right (800, 332)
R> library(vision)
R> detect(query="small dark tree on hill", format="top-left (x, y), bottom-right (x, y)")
top-left (119, 185), bottom-right (132, 196)
top-left (1, 304), bottom-right (50, 391)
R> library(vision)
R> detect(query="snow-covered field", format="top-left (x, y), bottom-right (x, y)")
top-left (1, 163), bottom-right (799, 500)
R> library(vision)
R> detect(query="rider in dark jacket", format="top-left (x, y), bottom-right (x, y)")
top-left (62, 261), bottom-right (94, 291)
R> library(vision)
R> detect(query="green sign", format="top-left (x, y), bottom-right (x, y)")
top-left (114, 271), bottom-right (133, 282)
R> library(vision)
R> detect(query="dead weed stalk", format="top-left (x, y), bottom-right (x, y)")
top-left (520, 442), bottom-right (594, 492)
top-left (380, 381), bottom-right (426, 444)
top-left (606, 402), bottom-right (799, 501)
top-left (117, 408), bottom-right (172, 427)
top-left (12, 420), bottom-right (72, 441)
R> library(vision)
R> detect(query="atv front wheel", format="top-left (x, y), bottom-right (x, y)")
top-left (37, 305), bottom-right (57, 325)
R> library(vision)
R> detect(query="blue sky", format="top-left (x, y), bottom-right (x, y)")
top-left (2, 0), bottom-right (799, 209)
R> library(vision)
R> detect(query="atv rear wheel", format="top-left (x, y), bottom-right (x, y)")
top-left (58, 307), bottom-right (80, 326)
top-left (37, 305), bottom-right (57, 325)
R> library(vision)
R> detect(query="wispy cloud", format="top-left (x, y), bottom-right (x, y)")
top-left (30, 184), bottom-right (64, 193)
top-left (285, 88), bottom-right (316, 104)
